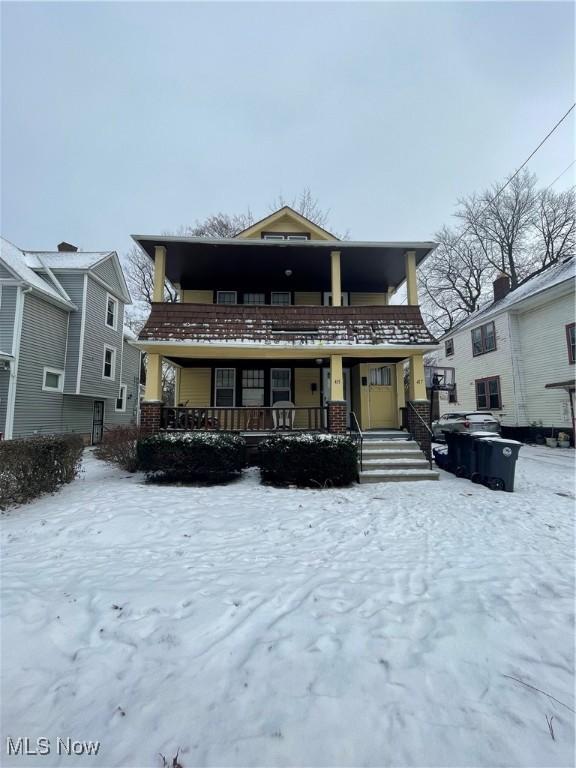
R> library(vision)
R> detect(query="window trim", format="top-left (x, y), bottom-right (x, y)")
top-left (214, 367), bottom-right (236, 407)
top-left (242, 292), bottom-right (266, 305)
top-left (271, 291), bottom-right (291, 306)
top-left (115, 383), bottom-right (127, 412)
top-left (445, 338), bottom-right (454, 357)
top-left (475, 375), bottom-right (502, 410)
top-left (261, 232), bottom-right (310, 240)
top-left (102, 344), bottom-right (117, 381)
top-left (216, 291), bottom-right (237, 305)
top-left (271, 367), bottom-right (292, 404)
top-left (566, 323), bottom-right (575, 364)
top-left (42, 366), bottom-right (64, 393)
top-left (471, 321), bottom-right (497, 356)
top-left (105, 293), bottom-right (119, 330)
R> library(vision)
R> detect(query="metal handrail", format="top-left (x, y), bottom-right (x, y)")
top-left (350, 411), bottom-right (364, 472)
top-left (406, 401), bottom-right (433, 469)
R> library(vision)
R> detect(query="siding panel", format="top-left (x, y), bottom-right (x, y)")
top-left (293, 368), bottom-right (320, 427)
top-left (0, 285), bottom-right (17, 353)
top-left (56, 273), bottom-right (86, 392)
top-left (350, 292), bottom-right (388, 306)
top-left (91, 257), bottom-right (125, 298)
top-left (181, 290), bottom-right (213, 304)
top-left (294, 292), bottom-right (322, 306)
top-left (179, 368), bottom-right (211, 406)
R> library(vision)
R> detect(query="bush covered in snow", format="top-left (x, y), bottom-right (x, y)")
top-left (0, 434), bottom-right (84, 509)
top-left (137, 431), bottom-right (247, 483)
top-left (94, 425), bottom-right (142, 472)
top-left (257, 433), bottom-right (358, 487)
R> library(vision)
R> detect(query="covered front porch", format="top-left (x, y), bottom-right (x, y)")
top-left (141, 348), bottom-right (430, 437)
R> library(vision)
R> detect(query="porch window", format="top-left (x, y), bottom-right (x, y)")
top-left (475, 376), bottom-right (501, 410)
top-left (115, 384), bottom-right (127, 412)
top-left (566, 323), bottom-right (575, 364)
top-left (217, 291), bottom-right (237, 305)
top-left (271, 292), bottom-right (291, 305)
top-left (102, 345), bottom-right (116, 380)
top-left (369, 366), bottom-right (392, 386)
top-left (243, 293), bottom-right (266, 305)
top-left (241, 369), bottom-right (265, 406)
top-left (445, 338), bottom-right (454, 357)
top-left (271, 368), bottom-right (291, 403)
top-left (215, 368), bottom-right (235, 406)
top-left (471, 321), bottom-right (496, 356)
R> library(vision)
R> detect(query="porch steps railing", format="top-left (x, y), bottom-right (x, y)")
top-left (357, 435), bottom-right (440, 483)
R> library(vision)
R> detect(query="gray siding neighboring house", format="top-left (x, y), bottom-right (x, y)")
top-left (0, 237), bottom-right (141, 442)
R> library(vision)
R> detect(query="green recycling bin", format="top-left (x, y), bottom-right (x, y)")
top-left (471, 437), bottom-right (521, 492)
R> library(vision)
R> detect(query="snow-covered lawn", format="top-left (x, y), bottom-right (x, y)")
top-left (1, 446), bottom-right (574, 768)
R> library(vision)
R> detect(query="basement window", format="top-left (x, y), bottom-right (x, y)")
top-left (42, 367), bottom-right (64, 393)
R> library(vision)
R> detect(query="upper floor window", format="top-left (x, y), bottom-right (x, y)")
top-left (42, 367), bottom-right (64, 393)
top-left (271, 292), bottom-right (291, 306)
top-left (106, 294), bottom-right (118, 330)
top-left (115, 384), bottom-right (127, 412)
top-left (103, 345), bottom-right (116, 380)
top-left (566, 323), bottom-right (575, 364)
top-left (243, 293), bottom-right (266, 305)
top-left (217, 291), bottom-right (237, 305)
top-left (262, 233), bottom-right (310, 240)
top-left (445, 338), bottom-right (454, 357)
top-left (471, 321), bottom-right (496, 356)
top-left (475, 376), bottom-right (501, 410)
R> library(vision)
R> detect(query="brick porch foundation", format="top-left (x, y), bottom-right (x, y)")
top-left (327, 400), bottom-right (348, 434)
top-left (140, 401), bottom-right (163, 434)
top-left (406, 399), bottom-right (432, 463)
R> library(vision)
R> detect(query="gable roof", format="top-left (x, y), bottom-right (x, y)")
top-left (235, 206), bottom-right (338, 241)
top-left (444, 256), bottom-right (576, 338)
top-left (0, 238), bottom-right (76, 310)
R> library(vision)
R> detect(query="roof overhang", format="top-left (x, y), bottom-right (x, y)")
top-left (131, 235), bottom-right (437, 292)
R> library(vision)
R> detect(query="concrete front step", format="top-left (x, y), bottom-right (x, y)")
top-left (362, 458), bottom-right (430, 470)
top-left (362, 440), bottom-right (420, 450)
top-left (359, 469), bottom-right (440, 483)
top-left (363, 431), bottom-right (410, 441)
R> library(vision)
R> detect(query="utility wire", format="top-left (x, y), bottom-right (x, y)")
top-left (398, 102), bottom-right (576, 304)
top-left (546, 159), bottom-right (576, 190)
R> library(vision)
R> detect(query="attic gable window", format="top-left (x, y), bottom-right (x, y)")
top-left (471, 321), bottom-right (496, 356)
top-left (262, 233), bottom-right (310, 241)
top-left (106, 294), bottom-right (118, 330)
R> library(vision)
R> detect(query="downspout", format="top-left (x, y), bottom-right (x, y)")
top-left (5, 285), bottom-right (32, 439)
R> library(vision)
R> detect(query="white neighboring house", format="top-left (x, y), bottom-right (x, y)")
top-left (431, 257), bottom-right (575, 442)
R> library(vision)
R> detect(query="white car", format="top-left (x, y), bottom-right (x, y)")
top-left (432, 412), bottom-right (501, 441)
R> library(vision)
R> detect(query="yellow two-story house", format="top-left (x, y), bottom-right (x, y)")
top-left (133, 206), bottom-right (438, 451)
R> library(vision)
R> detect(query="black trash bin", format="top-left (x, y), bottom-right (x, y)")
top-left (444, 432), bottom-right (476, 477)
top-left (471, 437), bottom-right (521, 492)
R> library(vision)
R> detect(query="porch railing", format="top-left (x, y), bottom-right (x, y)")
top-left (350, 411), bottom-right (364, 472)
top-left (161, 406), bottom-right (327, 432)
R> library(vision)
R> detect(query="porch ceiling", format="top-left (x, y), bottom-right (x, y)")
top-left (167, 356), bottom-right (407, 367)
top-left (131, 236), bottom-right (437, 292)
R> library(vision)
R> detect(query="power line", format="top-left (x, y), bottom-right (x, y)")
top-left (546, 159), bottom-right (576, 190)
top-left (398, 102), bottom-right (576, 304)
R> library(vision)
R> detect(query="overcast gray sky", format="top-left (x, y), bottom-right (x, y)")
top-left (1, 1), bottom-right (574, 255)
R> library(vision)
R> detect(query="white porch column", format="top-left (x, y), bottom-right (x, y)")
top-left (330, 250), bottom-right (342, 306)
top-left (395, 361), bottom-right (406, 426)
top-left (153, 245), bottom-right (167, 303)
top-left (405, 250), bottom-right (418, 306)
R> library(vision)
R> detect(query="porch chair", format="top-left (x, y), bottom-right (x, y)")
top-left (272, 400), bottom-right (295, 430)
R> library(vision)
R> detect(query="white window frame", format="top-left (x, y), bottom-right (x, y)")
top-left (216, 291), bottom-right (237, 305)
top-left (42, 366), bottom-right (64, 393)
top-left (271, 292), bottom-right (291, 306)
top-left (214, 367), bottom-right (236, 407)
top-left (369, 365), bottom-right (392, 386)
top-left (286, 234), bottom-right (309, 241)
top-left (323, 292), bottom-right (349, 306)
top-left (105, 293), bottom-right (119, 330)
top-left (115, 383), bottom-right (127, 412)
top-left (271, 368), bottom-right (292, 404)
top-left (262, 234), bottom-right (286, 241)
top-left (102, 345), bottom-right (117, 381)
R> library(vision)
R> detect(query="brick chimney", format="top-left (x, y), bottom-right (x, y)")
top-left (57, 241), bottom-right (78, 252)
top-left (493, 273), bottom-right (511, 302)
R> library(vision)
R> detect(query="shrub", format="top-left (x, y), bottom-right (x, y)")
top-left (94, 425), bottom-right (142, 472)
top-left (137, 431), bottom-right (246, 483)
top-left (257, 433), bottom-right (358, 487)
top-left (0, 433), bottom-right (84, 509)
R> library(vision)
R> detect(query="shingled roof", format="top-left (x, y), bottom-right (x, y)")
top-left (139, 303), bottom-right (437, 348)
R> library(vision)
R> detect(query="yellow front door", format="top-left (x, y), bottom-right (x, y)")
top-left (367, 364), bottom-right (396, 428)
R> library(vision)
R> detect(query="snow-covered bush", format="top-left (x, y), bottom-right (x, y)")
top-left (0, 434), bottom-right (84, 509)
top-left (257, 433), bottom-right (358, 487)
top-left (137, 431), bottom-right (247, 483)
top-left (94, 425), bottom-right (142, 472)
